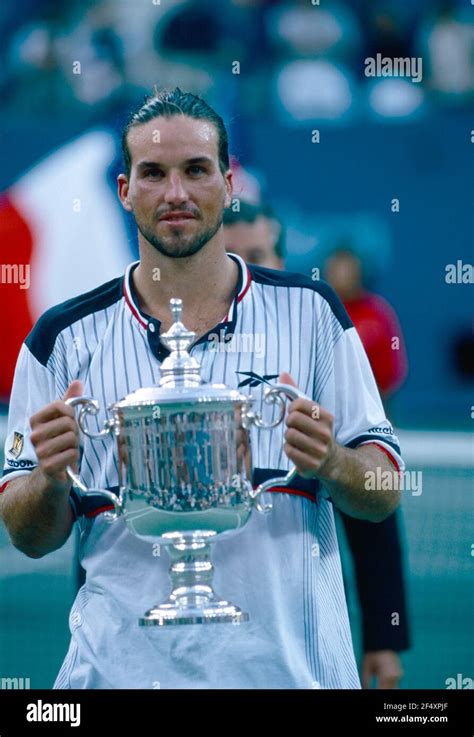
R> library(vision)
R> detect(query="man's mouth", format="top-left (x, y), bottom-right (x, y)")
top-left (158, 212), bottom-right (196, 222)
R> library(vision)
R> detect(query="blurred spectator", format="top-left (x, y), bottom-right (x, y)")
top-left (153, 1), bottom-right (223, 97)
top-left (366, 78), bottom-right (425, 120)
top-left (273, 59), bottom-right (356, 123)
top-left (266, 0), bottom-right (361, 62)
top-left (59, 5), bottom-right (126, 110)
top-left (224, 200), bottom-right (283, 269)
top-left (419, 1), bottom-right (474, 100)
top-left (265, 0), bottom-right (360, 122)
top-left (364, 6), bottom-right (414, 62)
top-left (5, 19), bottom-right (81, 117)
top-left (324, 247), bottom-right (408, 400)
top-left (360, 3), bottom-right (427, 120)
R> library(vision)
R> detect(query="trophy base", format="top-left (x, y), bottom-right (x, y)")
top-left (139, 530), bottom-right (250, 626)
top-left (139, 599), bottom-right (249, 626)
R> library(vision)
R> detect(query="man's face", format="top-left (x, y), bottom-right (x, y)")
top-left (118, 115), bottom-right (232, 258)
top-left (324, 251), bottom-right (362, 300)
top-left (224, 217), bottom-right (283, 270)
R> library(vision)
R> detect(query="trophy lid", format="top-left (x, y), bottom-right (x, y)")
top-left (114, 297), bottom-right (247, 408)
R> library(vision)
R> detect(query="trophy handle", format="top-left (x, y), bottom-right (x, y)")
top-left (248, 383), bottom-right (311, 514)
top-left (244, 383), bottom-right (308, 429)
top-left (250, 467), bottom-right (299, 514)
top-left (65, 396), bottom-right (117, 439)
top-left (65, 396), bottom-right (123, 520)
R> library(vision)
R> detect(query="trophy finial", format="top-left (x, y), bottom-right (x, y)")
top-left (170, 298), bottom-right (182, 324)
top-left (158, 297), bottom-right (202, 387)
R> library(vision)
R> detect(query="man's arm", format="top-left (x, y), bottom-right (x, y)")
top-left (318, 443), bottom-right (400, 522)
top-left (0, 380), bottom-right (83, 558)
top-left (0, 470), bottom-right (75, 558)
top-left (279, 372), bottom-right (400, 522)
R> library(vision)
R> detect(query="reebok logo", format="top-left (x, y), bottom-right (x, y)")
top-left (367, 426), bottom-right (394, 435)
top-left (236, 371), bottom-right (279, 388)
top-left (6, 458), bottom-right (35, 469)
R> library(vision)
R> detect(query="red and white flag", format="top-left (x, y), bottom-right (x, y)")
top-left (0, 130), bottom-right (132, 400)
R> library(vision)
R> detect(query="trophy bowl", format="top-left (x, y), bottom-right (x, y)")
top-left (66, 298), bottom-right (306, 626)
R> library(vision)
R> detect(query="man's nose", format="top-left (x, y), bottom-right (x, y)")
top-left (164, 172), bottom-right (188, 205)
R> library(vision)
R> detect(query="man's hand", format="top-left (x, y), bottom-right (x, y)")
top-left (0, 380), bottom-right (83, 558)
top-left (362, 650), bottom-right (403, 689)
top-left (30, 380), bottom-right (83, 491)
top-left (279, 372), bottom-right (338, 480)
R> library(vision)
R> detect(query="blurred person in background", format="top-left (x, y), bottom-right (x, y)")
top-left (3, 11), bottom-right (80, 118)
top-left (419, 0), bottom-right (474, 101)
top-left (324, 247), bottom-right (408, 406)
top-left (224, 201), bottom-right (411, 689)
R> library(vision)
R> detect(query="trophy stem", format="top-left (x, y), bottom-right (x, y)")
top-left (139, 531), bottom-right (249, 626)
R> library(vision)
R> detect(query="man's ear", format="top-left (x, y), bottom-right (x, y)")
top-left (117, 173), bottom-right (133, 212)
top-left (224, 169), bottom-right (233, 209)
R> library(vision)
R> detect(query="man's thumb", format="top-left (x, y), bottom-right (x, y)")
top-left (63, 380), bottom-right (84, 402)
top-left (278, 372), bottom-right (297, 388)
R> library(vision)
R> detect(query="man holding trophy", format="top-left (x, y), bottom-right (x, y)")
top-left (0, 88), bottom-right (403, 689)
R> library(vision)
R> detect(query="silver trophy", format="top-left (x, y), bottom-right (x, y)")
top-left (66, 298), bottom-right (306, 626)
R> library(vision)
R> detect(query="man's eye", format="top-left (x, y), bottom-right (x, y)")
top-left (145, 169), bottom-right (162, 178)
top-left (188, 165), bottom-right (205, 176)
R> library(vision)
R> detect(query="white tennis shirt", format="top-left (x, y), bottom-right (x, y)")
top-left (2, 253), bottom-right (404, 689)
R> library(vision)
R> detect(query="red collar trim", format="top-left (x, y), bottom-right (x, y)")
top-left (123, 261), bottom-right (148, 329)
top-left (226, 253), bottom-right (252, 323)
top-left (123, 255), bottom-right (252, 330)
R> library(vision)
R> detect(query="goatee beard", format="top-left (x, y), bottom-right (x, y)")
top-left (136, 213), bottom-right (223, 259)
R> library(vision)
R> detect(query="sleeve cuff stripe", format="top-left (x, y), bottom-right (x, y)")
top-left (360, 442), bottom-right (402, 473)
top-left (345, 433), bottom-right (401, 456)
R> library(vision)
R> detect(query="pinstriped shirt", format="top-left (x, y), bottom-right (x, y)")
top-left (2, 253), bottom-right (404, 689)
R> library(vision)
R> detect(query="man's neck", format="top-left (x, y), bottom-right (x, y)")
top-left (132, 236), bottom-right (240, 327)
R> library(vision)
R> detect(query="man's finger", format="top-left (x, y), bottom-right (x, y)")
top-left (63, 380), bottom-right (84, 402)
top-left (31, 401), bottom-right (76, 427)
top-left (278, 371), bottom-right (297, 388)
top-left (30, 416), bottom-right (79, 444)
top-left (286, 406), bottom-right (332, 434)
top-left (35, 431), bottom-right (80, 460)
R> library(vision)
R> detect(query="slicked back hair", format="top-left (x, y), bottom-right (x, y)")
top-left (121, 86), bottom-right (230, 178)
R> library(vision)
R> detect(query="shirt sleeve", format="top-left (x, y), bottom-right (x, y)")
top-left (2, 330), bottom-right (82, 520)
top-left (319, 325), bottom-right (405, 472)
top-left (1, 342), bottom-right (56, 489)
